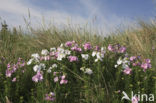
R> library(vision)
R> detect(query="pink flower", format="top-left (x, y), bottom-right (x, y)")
top-left (32, 72), bottom-right (43, 82)
top-left (68, 56), bottom-right (78, 62)
top-left (119, 46), bottom-right (126, 53)
top-left (141, 59), bottom-right (151, 72)
top-left (130, 56), bottom-right (136, 61)
top-left (132, 63), bottom-right (137, 66)
top-left (108, 44), bottom-right (114, 51)
top-left (141, 63), bottom-right (151, 72)
top-left (65, 41), bottom-right (75, 47)
top-left (12, 77), bottom-right (16, 82)
top-left (53, 72), bottom-right (57, 76)
top-left (61, 75), bottom-right (66, 79)
top-left (54, 77), bottom-right (59, 82)
top-left (95, 46), bottom-right (100, 51)
top-left (123, 67), bottom-right (132, 75)
top-left (83, 43), bottom-right (92, 50)
top-left (45, 92), bottom-right (55, 101)
top-left (7, 63), bottom-right (11, 68)
top-left (132, 96), bottom-right (138, 103)
top-left (71, 46), bottom-right (82, 52)
top-left (145, 59), bottom-right (151, 63)
top-left (6, 69), bottom-right (12, 77)
top-left (60, 79), bottom-right (68, 84)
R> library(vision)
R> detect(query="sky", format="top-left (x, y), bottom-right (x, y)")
top-left (0, 0), bottom-right (155, 34)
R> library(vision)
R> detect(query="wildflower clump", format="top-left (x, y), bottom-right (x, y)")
top-left (2, 40), bottom-right (154, 103)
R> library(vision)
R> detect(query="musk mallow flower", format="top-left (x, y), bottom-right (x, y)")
top-left (33, 65), bottom-right (41, 72)
top-left (27, 59), bottom-right (33, 65)
top-left (132, 96), bottom-right (138, 103)
top-left (83, 43), bottom-right (92, 50)
top-left (32, 71), bottom-right (43, 82)
top-left (64, 50), bottom-right (71, 55)
top-left (92, 51), bottom-right (104, 62)
top-left (54, 77), bottom-right (59, 82)
top-left (45, 92), bottom-right (55, 101)
top-left (115, 57), bottom-right (130, 68)
top-left (68, 56), bottom-right (78, 62)
top-left (47, 67), bottom-right (52, 73)
top-left (140, 59), bottom-right (151, 72)
top-left (6, 69), bottom-right (12, 77)
top-left (47, 64), bottom-right (57, 73)
top-left (60, 75), bottom-right (68, 84)
top-left (81, 54), bottom-right (89, 60)
top-left (31, 53), bottom-right (40, 59)
top-left (52, 64), bottom-right (57, 68)
top-left (119, 46), bottom-right (126, 53)
top-left (71, 46), bottom-right (82, 52)
top-left (95, 46), bottom-right (100, 51)
top-left (60, 43), bottom-right (64, 47)
top-left (27, 53), bottom-right (40, 65)
top-left (57, 53), bottom-right (66, 61)
top-left (40, 56), bottom-right (50, 61)
top-left (65, 41), bottom-right (75, 47)
top-left (57, 47), bottom-right (65, 53)
top-left (95, 52), bottom-right (104, 62)
top-left (50, 47), bottom-right (56, 52)
top-left (92, 51), bottom-right (97, 57)
top-left (130, 56), bottom-right (136, 61)
top-left (123, 67), bottom-right (132, 75)
top-left (41, 49), bottom-right (49, 55)
top-left (33, 63), bottom-right (46, 72)
top-left (60, 79), bottom-right (68, 84)
top-left (80, 67), bottom-right (85, 71)
top-left (84, 68), bottom-right (93, 75)
top-left (108, 44), bottom-right (114, 51)
top-left (12, 77), bottom-right (16, 82)
top-left (117, 58), bottom-right (123, 65)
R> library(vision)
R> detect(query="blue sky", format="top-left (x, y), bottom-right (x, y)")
top-left (0, 0), bottom-right (155, 33)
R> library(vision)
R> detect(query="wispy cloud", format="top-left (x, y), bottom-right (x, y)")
top-left (0, 0), bottom-right (137, 34)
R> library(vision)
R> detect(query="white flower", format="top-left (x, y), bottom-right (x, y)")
top-left (33, 65), bottom-right (41, 72)
top-left (65, 50), bottom-right (71, 55)
top-left (117, 58), bottom-right (123, 65)
top-left (57, 53), bottom-right (66, 61)
top-left (47, 67), bottom-right (52, 73)
top-left (57, 47), bottom-right (65, 53)
top-left (60, 43), bottom-right (64, 47)
top-left (50, 47), bottom-right (56, 52)
top-left (122, 64), bottom-right (129, 69)
top-left (85, 68), bottom-right (93, 75)
top-left (80, 67), bottom-right (85, 71)
top-left (92, 51), bottom-right (97, 57)
top-left (94, 52), bottom-right (104, 62)
top-left (33, 63), bottom-right (46, 72)
top-left (31, 53), bottom-right (40, 59)
top-left (115, 65), bottom-right (118, 68)
top-left (115, 57), bottom-right (130, 69)
top-left (52, 64), bottom-right (57, 68)
top-left (27, 58), bottom-right (33, 65)
top-left (81, 54), bottom-right (89, 60)
top-left (95, 58), bottom-right (98, 62)
top-left (101, 47), bottom-right (106, 52)
top-left (41, 49), bottom-right (49, 55)
top-left (39, 63), bottom-right (46, 70)
top-left (122, 57), bottom-right (130, 64)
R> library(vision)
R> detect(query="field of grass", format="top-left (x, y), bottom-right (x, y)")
top-left (0, 20), bottom-right (155, 103)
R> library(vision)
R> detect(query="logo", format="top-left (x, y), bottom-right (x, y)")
top-left (122, 91), bottom-right (154, 102)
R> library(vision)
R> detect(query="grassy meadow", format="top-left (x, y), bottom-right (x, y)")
top-left (0, 19), bottom-right (155, 103)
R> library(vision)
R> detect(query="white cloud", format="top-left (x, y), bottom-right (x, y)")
top-left (0, 0), bottom-right (136, 35)
top-left (0, 0), bottom-right (88, 29)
